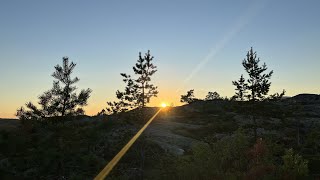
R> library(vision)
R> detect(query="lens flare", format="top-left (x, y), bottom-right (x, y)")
top-left (94, 108), bottom-right (162, 180)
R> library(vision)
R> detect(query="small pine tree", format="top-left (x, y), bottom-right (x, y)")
top-left (232, 74), bottom-right (247, 101)
top-left (16, 57), bottom-right (92, 120)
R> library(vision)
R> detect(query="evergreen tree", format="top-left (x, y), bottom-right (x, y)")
top-left (236, 47), bottom-right (273, 101)
top-left (232, 47), bottom-right (274, 139)
top-left (132, 50), bottom-right (158, 107)
top-left (106, 50), bottom-right (158, 113)
top-left (16, 57), bottom-right (92, 120)
top-left (232, 74), bottom-right (247, 101)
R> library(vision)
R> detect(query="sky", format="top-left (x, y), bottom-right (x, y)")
top-left (0, 0), bottom-right (320, 118)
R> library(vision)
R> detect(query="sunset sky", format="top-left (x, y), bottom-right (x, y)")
top-left (1, 0), bottom-right (320, 118)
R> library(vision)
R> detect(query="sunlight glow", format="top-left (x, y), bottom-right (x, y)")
top-left (161, 103), bottom-right (167, 108)
top-left (94, 108), bottom-right (162, 180)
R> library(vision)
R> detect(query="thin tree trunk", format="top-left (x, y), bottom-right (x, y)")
top-left (61, 84), bottom-right (70, 116)
top-left (61, 94), bottom-right (67, 116)
top-left (142, 82), bottom-right (145, 107)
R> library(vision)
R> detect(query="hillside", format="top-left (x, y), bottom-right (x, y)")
top-left (291, 93), bottom-right (320, 103)
top-left (0, 118), bottom-right (19, 131)
top-left (0, 97), bottom-right (320, 179)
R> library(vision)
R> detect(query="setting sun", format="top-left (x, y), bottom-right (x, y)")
top-left (161, 103), bottom-right (167, 108)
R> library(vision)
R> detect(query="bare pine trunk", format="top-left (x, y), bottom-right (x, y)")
top-left (61, 84), bottom-right (70, 116)
top-left (142, 82), bottom-right (145, 107)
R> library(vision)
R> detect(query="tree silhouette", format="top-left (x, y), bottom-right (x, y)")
top-left (232, 47), bottom-right (274, 139)
top-left (96, 109), bottom-right (106, 116)
top-left (180, 89), bottom-right (195, 104)
top-left (106, 74), bottom-right (136, 114)
top-left (234, 47), bottom-right (273, 101)
top-left (16, 57), bottom-right (92, 120)
top-left (205, 91), bottom-right (221, 100)
top-left (232, 74), bottom-right (247, 101)
top-left (106, 50), bottom-right (158, 114)
top-left (268, 90), bottom-right (286, 101)
top-left (132, 50), bottom-right (158, 107)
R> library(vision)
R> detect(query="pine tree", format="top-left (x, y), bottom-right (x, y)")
top-left (16, 57), bottom-right (92, 120)
top-left (234, 47), bottom-right (273, 101)
top-left (232, 74), bottom-right (247, 101)
top-left (232, 47), bottom-right (274, 139)
top-left (106, 50), bottom-right (158, 114)
top-left (132, 50), bottom-right (158, 107)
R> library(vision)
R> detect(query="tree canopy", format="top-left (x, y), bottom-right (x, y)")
top-left (106, 50), bottom-right (158, 114)
top-left (205, 91), bottom-right (221, 101)
top-left (16, 57), bottom-right (92, 121)
top-left (233, 47), bottom-right (273, 101)
top-left (180, 89), bottom-right (196, 104)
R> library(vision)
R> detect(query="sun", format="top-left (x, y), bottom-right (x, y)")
top-left (161, 103), bottom-right (167, 108)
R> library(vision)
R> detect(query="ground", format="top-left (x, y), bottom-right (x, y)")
top-left (1, 96), bottom-right (320, 179)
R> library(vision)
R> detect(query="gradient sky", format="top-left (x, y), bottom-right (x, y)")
top-left (1, 0), bottom-right (320, 118)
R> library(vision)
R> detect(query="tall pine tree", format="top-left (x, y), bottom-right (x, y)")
top-left (106, 50), bottom-right (158, 114)
top-left (133, 50), bottom-right (158, 107)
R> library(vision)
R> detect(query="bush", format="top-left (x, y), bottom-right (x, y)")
top-left (281, 148), bottom-right (308, 178)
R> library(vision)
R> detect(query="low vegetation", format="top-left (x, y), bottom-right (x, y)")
top-left (0, 47), bottom-right (319, 179)
top-left (1, 98), bottom-right (320, 179)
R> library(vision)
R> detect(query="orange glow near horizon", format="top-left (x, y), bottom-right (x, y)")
top-left (1, 88), bottom-right (318, 119)
top-left (161, 103), bottom-right (167, 108)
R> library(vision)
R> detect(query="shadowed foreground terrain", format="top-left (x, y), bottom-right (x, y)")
top-left (0, 119), bottom-right (19, 131)
top-left (1, 94), bottom-right (320, 179)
